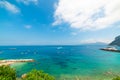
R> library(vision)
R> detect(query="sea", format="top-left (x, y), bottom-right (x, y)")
top-left (0, 45), bottom-right (120, 80)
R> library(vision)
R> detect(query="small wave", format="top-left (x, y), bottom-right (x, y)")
top-left (57, 47), bottom-right (63, 50)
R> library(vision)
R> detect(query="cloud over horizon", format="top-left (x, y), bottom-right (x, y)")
top-left (80, 38), bottom-right (112, 44)
top-left (53, 0), bottom-right (120, 30)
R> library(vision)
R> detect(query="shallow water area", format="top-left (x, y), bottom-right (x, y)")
top-left (0, 45), bottom-right (120, 80)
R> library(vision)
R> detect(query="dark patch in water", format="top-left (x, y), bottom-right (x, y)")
top-left (55, 61), bottom-right (68, 68)
top-left (72, 67), bottom-right (78, 69)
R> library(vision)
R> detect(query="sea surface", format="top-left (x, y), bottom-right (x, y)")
top-left (0, 45), bottom-right (120, 80)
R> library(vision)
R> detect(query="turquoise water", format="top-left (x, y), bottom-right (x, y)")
top-left (0, 45), bottom-right (120, 80)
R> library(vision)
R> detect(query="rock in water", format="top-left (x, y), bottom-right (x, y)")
top-left (21, 74), bottom-right (27, 79)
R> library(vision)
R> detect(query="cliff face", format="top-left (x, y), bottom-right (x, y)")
top-left (109, 35), bottom-right (120, 46)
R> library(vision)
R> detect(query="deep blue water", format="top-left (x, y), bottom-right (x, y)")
top-left (0, 45), bottom-right (120, 80)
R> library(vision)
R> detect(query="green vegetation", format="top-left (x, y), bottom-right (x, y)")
top-left (1, 65), bottom-right (120, 80)
top-left (0, 65), bottom-right (16, 80)
top-left (112, 76), bottom-right (120, 80)
top-left (0, 65), bottom-right (55, 80)
top-left (22, 69), bottom-right (55, 80)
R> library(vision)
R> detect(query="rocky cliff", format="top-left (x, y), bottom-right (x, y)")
top-left (109, 35), bottom-right (120, 46)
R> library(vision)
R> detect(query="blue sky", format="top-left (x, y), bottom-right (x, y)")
top-left (0, 0), bottom-right (120, 45)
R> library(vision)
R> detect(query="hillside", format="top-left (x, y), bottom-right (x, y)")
top-left (109, 35), bottom-right (120, 46)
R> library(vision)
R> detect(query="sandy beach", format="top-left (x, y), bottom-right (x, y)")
top-left (0, 59), bottom-right (34, 66)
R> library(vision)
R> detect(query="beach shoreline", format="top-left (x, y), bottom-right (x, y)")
top-left (0, 59), bottom-right (34, 66)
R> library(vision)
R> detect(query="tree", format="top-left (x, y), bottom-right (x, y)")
top-left (22, 69), bottom-right (55, 80)
top-left (0, 65), bottom-right (16, 80)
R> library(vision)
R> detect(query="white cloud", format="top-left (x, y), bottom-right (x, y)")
top-left (80, 38), bottom-right (112, 44)
top-left (24, 25), bottom-right (32, 29)
top-left (0, 1), bottom-right (20, 14)
top-left (16, 0), bottom-right (39, 5)
top-left (53, 0), bottom-right (120, 30)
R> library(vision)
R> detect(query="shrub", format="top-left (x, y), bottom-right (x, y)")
top-left (0, 65), bottom-right (16, 80)
top-left (22, 69), bottom-right (55, 80)
top-left (112, 76), bottom-right (120, 80)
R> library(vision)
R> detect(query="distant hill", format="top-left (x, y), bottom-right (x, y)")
top-left (83, 42), bottom-right (107, 45)
top-left (109, 35), bottom-right (120, 46)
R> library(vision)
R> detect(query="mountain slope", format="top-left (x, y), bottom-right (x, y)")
top-left (109, 35), bottom-right (120, 46)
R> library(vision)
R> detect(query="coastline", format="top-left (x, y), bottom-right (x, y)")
top-left (0, 45), bottom-right (120, 80)
top-left (100, 47), bottom-right (120, 52)
top-left (0, 59), bottom-right (34, 66)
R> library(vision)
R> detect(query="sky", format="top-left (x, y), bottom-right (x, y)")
top-left (0, 0), bottom-right (120, 45)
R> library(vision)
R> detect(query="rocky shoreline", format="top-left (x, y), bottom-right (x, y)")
top-left (0, 59), bottom-right (34, 66)
top-left (100, 47), bottom-right (120, 52)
